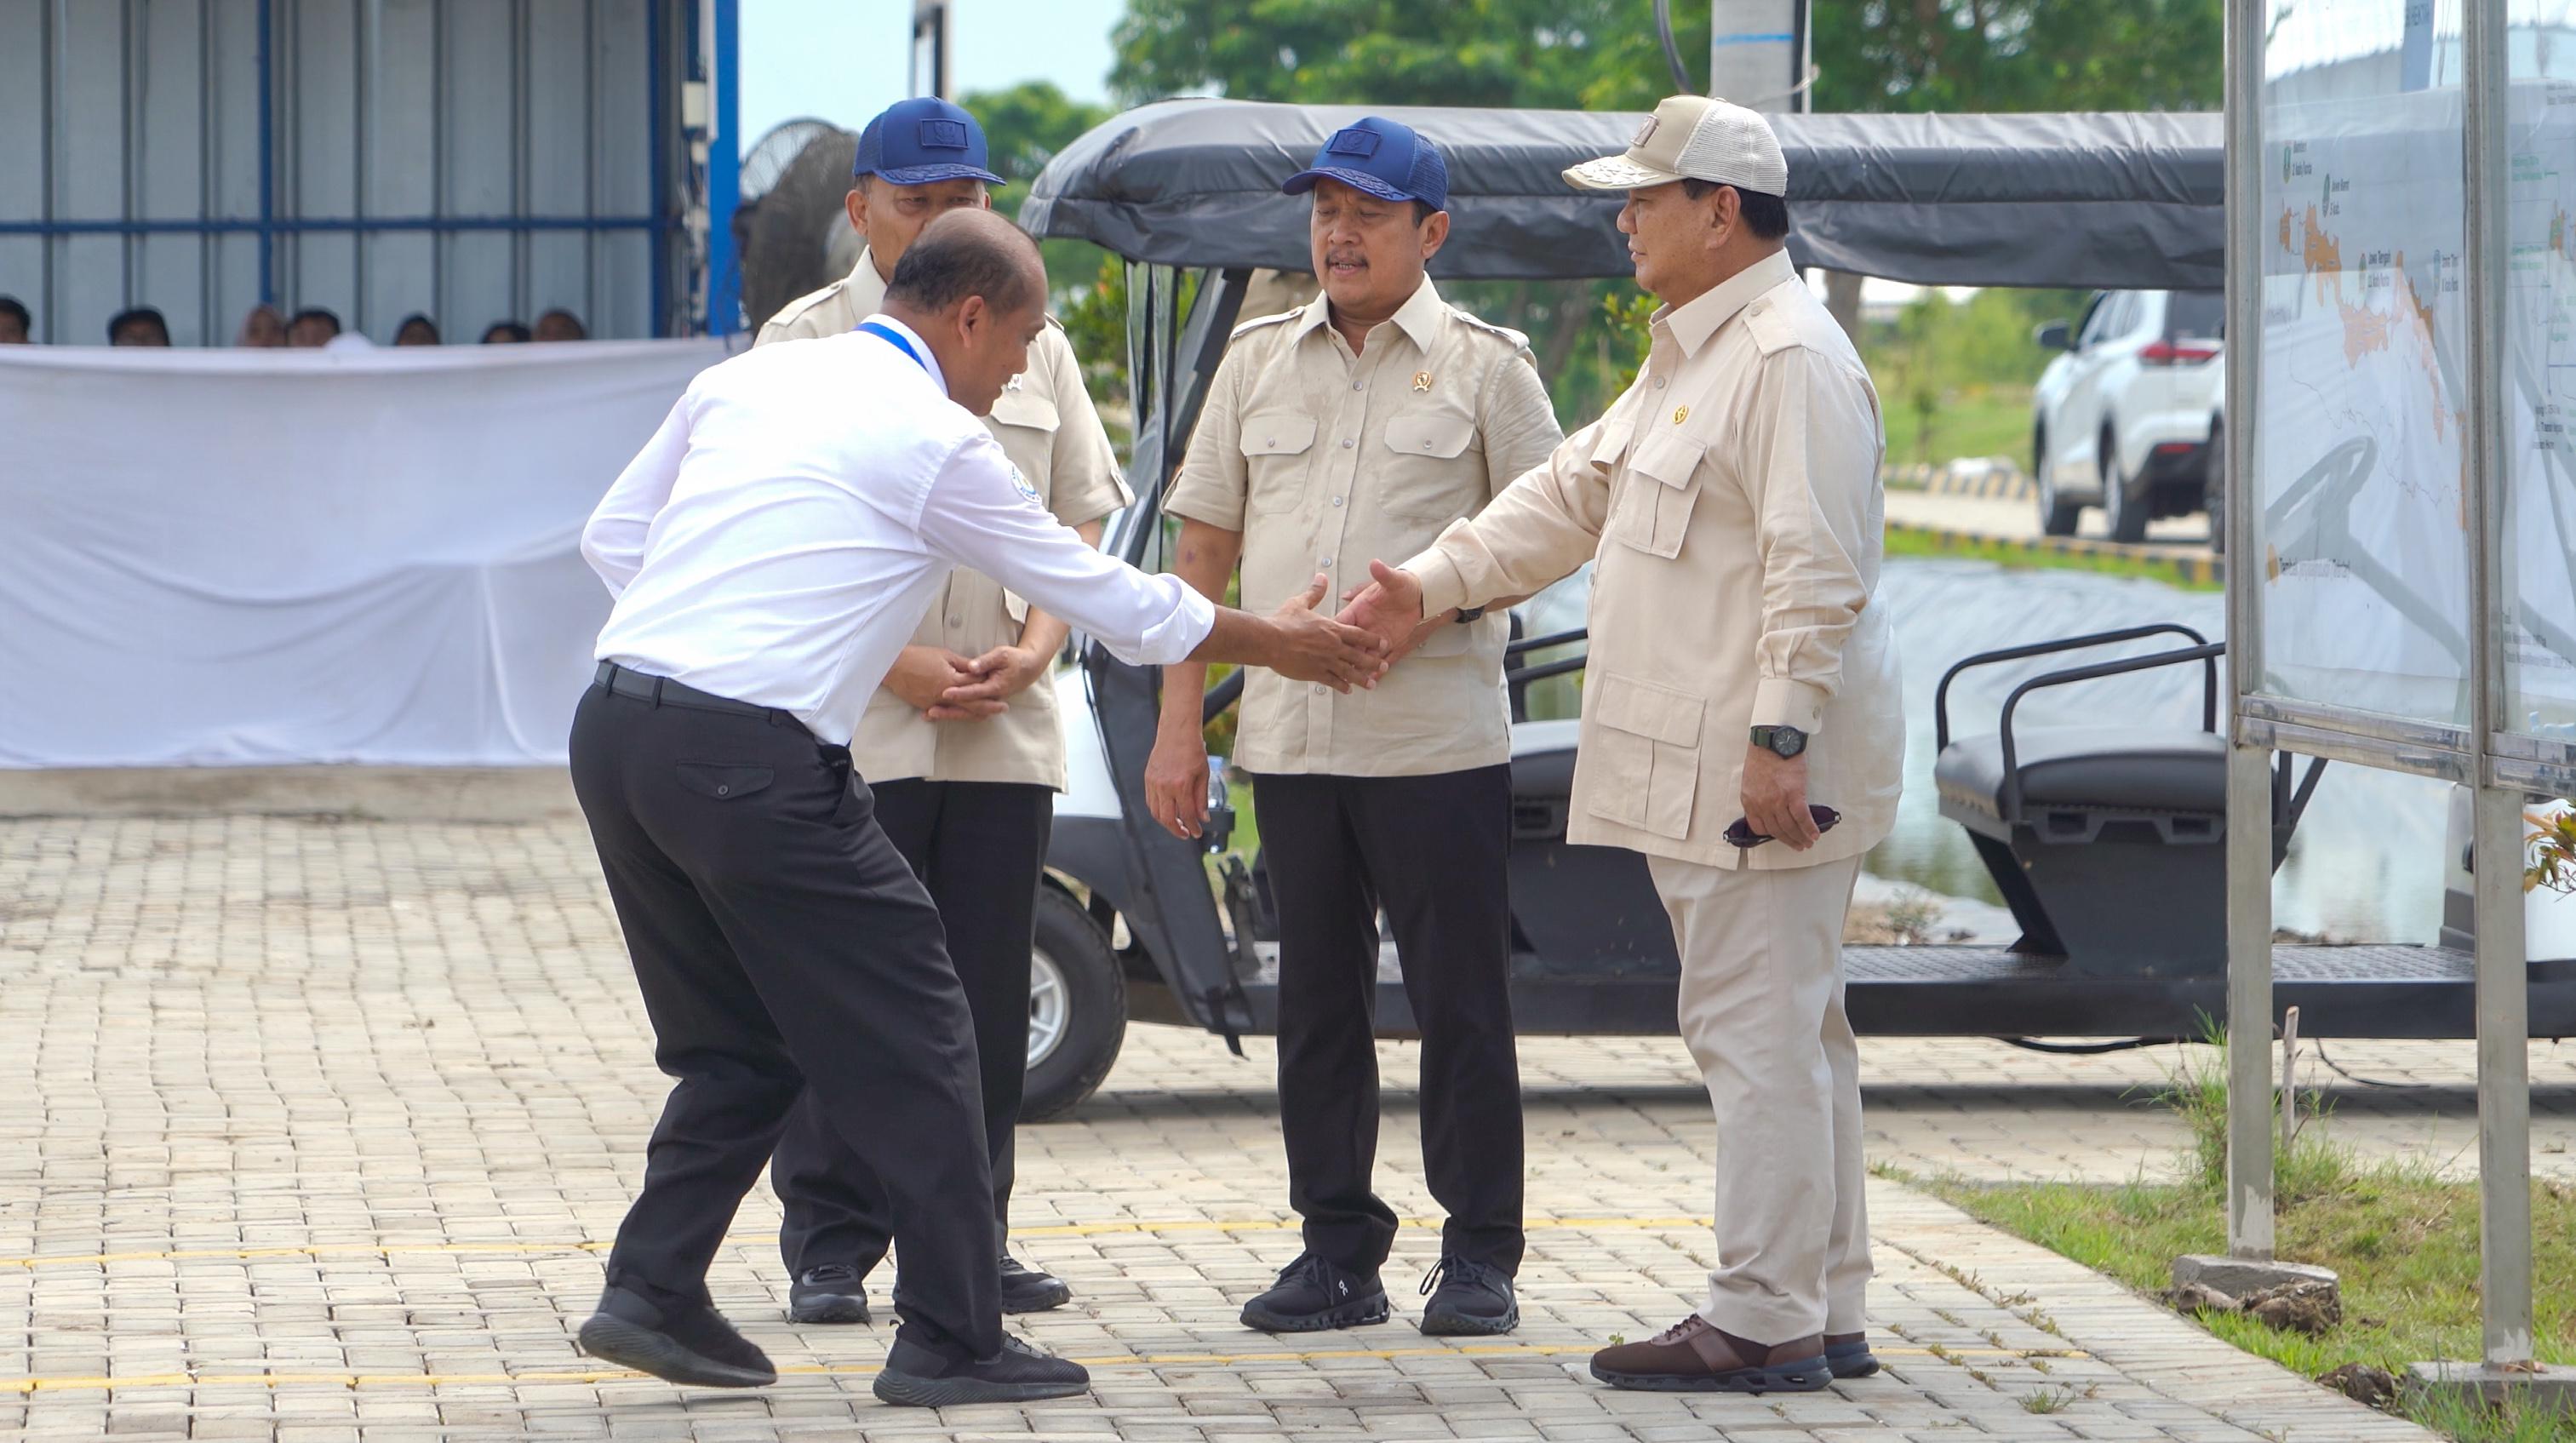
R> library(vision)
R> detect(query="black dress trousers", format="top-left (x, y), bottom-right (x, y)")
top-left (770, 778), bottom-right (1054, 1278)
top-left (1249, 764), bottom-right (1526, 1279)
top-left (565, 679), bottom-right (1003, 1362)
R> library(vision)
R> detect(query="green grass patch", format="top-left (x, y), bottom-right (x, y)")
top-left (1881, 384), bottom-right (2035, 472)
top-left (1883, 524), bottom-right (2224, 593)
top-left (1909, 1042), bottom-right (2576, 1441)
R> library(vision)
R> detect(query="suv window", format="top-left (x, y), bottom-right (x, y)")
top-left (2076, 292), bottom-right (2124, 349)
top-left (2166, 290), bottom-right (2225, 341)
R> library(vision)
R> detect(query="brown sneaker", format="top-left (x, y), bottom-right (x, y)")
top-left (1823, 1331), bottom-right (1880, 1379)
top-left (1589, 1314), bottom-right (1831, 1394)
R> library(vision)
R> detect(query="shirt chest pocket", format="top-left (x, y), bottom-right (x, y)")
top-left (1375, 411), bottom-right (1482, 522)
top-left (1239, 412), bottom-right (1317, 514)
top-left (987, 389), bottom-right (1061, 502)
top-left (1606, 430), bottom-right (1706, 560)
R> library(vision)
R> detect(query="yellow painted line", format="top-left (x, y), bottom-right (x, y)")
top-left (0, 1217), bottom-right (1720, 1271)
top-left (3, 1343), bottom-right (2079, 1394)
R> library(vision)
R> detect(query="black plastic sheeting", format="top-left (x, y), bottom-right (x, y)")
top-left (1022, 100), bottom-right (2221, 290)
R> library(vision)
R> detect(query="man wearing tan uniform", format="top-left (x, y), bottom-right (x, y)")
top-left (753, 97), bottom-right (1127, 1322)
top-left (1144, 117), bottom-right (1564, 1337)
top-left (1342, 97), bottom-right (1903, 1393)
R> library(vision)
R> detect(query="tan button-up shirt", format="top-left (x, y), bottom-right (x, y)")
top-left (1402, 250), bottom-right (1903, 868)
top-left (757, 255), bottom-right (1130, 789)
top-left (1166, 278), bottom-right (1565, 776)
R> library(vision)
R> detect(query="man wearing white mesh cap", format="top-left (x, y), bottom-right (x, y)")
top-left (1339, 95), bottom-right (1903, 1394)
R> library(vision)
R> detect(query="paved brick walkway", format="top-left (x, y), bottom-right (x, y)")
top-left (0, 816), bottom-right (2516, 1440)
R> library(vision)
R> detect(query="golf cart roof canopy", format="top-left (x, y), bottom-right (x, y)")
top-left (1022, 100), bottom-right (2221, 289)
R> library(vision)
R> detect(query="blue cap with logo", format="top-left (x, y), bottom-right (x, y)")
top-left (852, 96), bottom-right (1006, 186)
top-left (1281, 116), bottom-right (1448, 212)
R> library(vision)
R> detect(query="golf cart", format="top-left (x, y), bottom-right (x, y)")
top-left (1001, 99), bottom-right (2576, 1118)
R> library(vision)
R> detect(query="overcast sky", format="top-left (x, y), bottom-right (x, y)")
top-left (739, 0), bottom-right (1129, 154)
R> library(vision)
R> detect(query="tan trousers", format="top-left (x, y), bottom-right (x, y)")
top-left (1648, 853), bottom-right (1870, 1344)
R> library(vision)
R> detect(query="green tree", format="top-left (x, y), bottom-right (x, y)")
top-left (959, 80), bottom-right (1115, 297)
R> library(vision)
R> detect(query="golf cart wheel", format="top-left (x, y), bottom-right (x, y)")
top-left (2103, 427), bottom-right (2149, 543)
top-left (2036, 425), bottom-right (2081, 536)
top-left (1020, 885), bottom-right (1126, 1121)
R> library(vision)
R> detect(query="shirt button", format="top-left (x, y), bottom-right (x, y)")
top-left (1319, 555), bottom-right (1334, 567)
top-left (715, 784), bottom-right (730, 796)
top-left (1314, 684), bottom-right (1326, 695)
top-left (947, 615), bottom-right (962, 627)
top-left (1655, 376), bottom-right (1668, 388)
top-left (1352, 381), bottom-right (1365, 391)
top-left (1341, 438), bottom-right (1355, 449)
top-left (1331, 495), bottom-right (1344, 507)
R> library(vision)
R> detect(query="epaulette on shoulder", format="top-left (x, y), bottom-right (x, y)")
top-left (1448, 306), bottom-right (1531, 352)
top-left (1743, 295), bottom-right (1806, 357)
top-left (1228, 308), bottom-right (1302, 341)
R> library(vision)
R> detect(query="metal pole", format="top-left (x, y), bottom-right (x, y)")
top-left (704, 0), bottom-right (739, 335)
top-left (2221, 0), bottom-right (2275, 1263)
top-left (2463, 0), bottom-right (2534, 1370)
top-left (1708, 0), bottom-right (1803, 112)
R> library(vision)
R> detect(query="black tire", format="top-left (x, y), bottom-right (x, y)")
top-left (2203, 418), bottom-right (2227, 554)
top-left (1018, 885), bottom-right (1127, 1122)
top-left (2103, 427), bottom-right (2149, 543)
top-left (2035, 424), bottom-right (2081, 536)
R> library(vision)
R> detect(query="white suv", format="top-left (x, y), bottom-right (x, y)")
top-left (2030, 289), bottom-right (2225, 543)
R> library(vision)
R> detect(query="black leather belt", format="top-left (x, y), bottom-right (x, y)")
top-left (594, 661), bottom-right (789, 724)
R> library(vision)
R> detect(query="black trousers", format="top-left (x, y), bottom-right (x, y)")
top-left (1250, 765), bottom-right (1525, 1278)
top-left (566, 679), bottom-right (1002, 1362)
top-left (771, 779), bottom-right (1053, 1279)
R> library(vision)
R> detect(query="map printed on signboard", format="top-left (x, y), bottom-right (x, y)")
top-left (2256, 4), bottom-right (2471, 725)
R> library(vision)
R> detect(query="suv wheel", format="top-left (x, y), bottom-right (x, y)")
top-left (2103, 427), bottom-right (2149, 544)
top-left (1019, 885), bottom-right (1128, 1122)
top-left (2035, 425), bottom-right (2081, 536)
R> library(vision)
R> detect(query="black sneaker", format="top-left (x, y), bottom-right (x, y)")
top-left (787, 1263), bottom-right (870, 1325)
top-left (1417, 1256), bottom-right (1519, 1337)
top-left (1239, 1253), bottom-right (1390, 1333)
top-left (576, 1285), bottom-right (777, 1389)
top-left (999, 1255), bottom-right (1073, 1314)
top-left (1824, 1331), bottom-right (1880, 1379)
top-left (873, 1333), bottom-right (1091, 1407)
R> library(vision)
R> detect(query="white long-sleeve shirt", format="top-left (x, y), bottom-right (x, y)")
top-left (583, 317), bottom-right (1212, 746)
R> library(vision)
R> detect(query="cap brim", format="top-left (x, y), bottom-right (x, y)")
top-left (1281, 165), bottom-right (1428, 206)
top-left (862, 162), bottom-right (1006, 186)
top-left (1561, 153), bottom-right (1688, 192)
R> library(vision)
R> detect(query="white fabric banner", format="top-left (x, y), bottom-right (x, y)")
top-left (0, 339), bottom-right (730, 768)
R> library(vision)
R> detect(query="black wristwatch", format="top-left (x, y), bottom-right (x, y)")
top-left (1453, 605), bottom-right (1485, 623)
top-left (1750, 724), bottom-right (1808, 759)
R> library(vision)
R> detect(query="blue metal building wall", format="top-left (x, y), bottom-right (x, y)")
top-left (0, 0), bottom-right (692, 346)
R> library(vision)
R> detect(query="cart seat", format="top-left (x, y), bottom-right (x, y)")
top-left (1936, 725), bottom-right (2226, 824)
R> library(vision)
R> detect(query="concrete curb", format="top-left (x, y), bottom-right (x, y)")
top-left (1887, 519), bottom-right (2227, 587)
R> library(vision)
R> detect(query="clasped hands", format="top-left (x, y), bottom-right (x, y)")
top-left (884, 644), bottom-right (1051, 721)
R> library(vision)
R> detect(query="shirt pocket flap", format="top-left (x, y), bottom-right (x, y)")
top-left (1629, 430), bottom-right (1707, 489)
top-left (1588, 425), bottom-right (1634, 473)
top-left (988, 387), bottom-right (1060, 433)
top-left (1382, 412), bottom-right (1476, 460)
top-left (1592, 673), bottom-right (1704, 747)
top-left (1240, 413), bottom-right (1318, 457)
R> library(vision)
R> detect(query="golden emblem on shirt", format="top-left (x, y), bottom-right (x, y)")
top-left (1672, 404), bottom-right (1691, 425)
top-left (1411, 371), bottom-right (1434, 392)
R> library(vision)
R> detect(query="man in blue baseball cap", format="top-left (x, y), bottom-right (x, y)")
top-left (755, 95), bottom-right (1130, 1328)
top-left (1149, 116), bottom-right (1564, 1338)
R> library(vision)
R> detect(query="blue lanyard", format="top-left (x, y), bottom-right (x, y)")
top-left (856, 320), bottom-right (928, 375)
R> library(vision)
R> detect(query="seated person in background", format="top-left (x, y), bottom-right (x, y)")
top-left (481, 320), bottom-right (531, 344)
top-left (109, 307), bottom-right (171, 346)
top-left (533, 307), bottom-right (587, 342)
top-left (0, 296), bottom-right (30, 344)
top-left (236, 304), bottom-right (288, 347)
top-left (394, 314), bottom-right (441, 346)
top-left (286, 308), bottom-right (341, 348)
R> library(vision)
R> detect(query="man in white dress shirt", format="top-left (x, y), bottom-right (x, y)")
top-left (569, 210), bottom-right (1385, 1406)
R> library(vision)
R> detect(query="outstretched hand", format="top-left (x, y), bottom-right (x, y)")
top-left (1335, 561), bottom-right (1428, 656)
top-left (1263, 573), bottom-right (1390, 691)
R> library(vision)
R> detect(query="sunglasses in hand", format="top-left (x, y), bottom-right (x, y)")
top-left (1722, 805), bottom-right (1842, 849)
